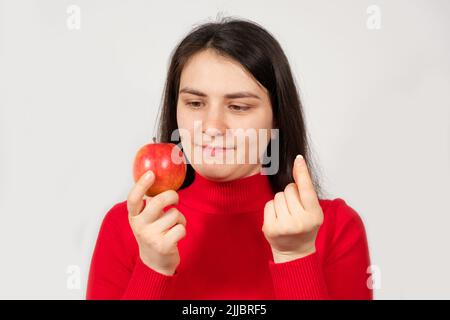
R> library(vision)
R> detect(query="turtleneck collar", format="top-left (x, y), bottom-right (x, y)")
top-left (178, 170), bottom-right (275, 214)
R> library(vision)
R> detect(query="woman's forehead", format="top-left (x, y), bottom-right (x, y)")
top-left (179, 50), bottom-right (268, 97)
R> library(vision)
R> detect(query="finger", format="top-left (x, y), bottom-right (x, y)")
top-left (142, 196), bottom-right (153, 213)
top-left (141, 190), bottom-right (179, 223)
top-left (164, 223), bottom-right (186, 245)
top-left (152, 208), bottom-right (187, 234)
top-left (293, 155), bottom-right (320, 212)
top-left (263, 200), bottom-right (277, 236)
top-left (284, 182), bottom-right (305, 215)
top-left (127, 170), bottom-right (155, 217)
top-left (273, 191), bottom-right (291, 227)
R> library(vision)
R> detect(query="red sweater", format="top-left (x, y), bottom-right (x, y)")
top-left (86, 171), bottom-right (373, 300)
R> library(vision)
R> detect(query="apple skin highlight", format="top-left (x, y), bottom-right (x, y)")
top-left (133, 142), bottom-right (187, 197)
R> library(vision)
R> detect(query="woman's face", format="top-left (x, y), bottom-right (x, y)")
top-left (176, 49), bottom-right (274, 182)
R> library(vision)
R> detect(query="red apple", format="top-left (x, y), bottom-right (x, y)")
top-left (133, 141), bottom-right (187, 197)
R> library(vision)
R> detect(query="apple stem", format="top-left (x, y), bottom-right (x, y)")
top-left (152, 137), bottom-right (156, 143)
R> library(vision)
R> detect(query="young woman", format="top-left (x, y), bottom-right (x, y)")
top-left (86, 18), bottom-right (372, 300)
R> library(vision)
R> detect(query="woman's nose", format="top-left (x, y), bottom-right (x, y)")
top-left (202, 106), bottom-right (228, 137)
top-left (204, 126), bottom-right (225, 137)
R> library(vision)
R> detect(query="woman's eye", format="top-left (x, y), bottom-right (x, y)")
top-left (229, 105), bottom-right (250, 112)
top-left (186, 101), bottom-right (203, 108)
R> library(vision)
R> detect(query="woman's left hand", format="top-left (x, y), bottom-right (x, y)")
top-left (262, 155), bottom-right (324, 263)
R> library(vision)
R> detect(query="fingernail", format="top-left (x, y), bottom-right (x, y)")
top-left (144, 171), bottom-right (154, 180)
top-left (296, 154), bottom-right (304, 162)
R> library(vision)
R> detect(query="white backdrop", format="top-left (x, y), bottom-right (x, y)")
top-left (1, 0), bottom-right (449, 299)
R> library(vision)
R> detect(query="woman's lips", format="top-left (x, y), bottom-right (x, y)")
top-left (195, 144), bottom-right (235, 156)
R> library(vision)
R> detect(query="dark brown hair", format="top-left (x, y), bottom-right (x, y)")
top-left (156, 17), bottom-right (325, 198)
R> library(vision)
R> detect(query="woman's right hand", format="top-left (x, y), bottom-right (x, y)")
top-left (126, 170), bottom-right (187, 276)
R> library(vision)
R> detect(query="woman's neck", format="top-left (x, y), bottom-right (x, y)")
top-left (178, 169), bottom-right (274, 214)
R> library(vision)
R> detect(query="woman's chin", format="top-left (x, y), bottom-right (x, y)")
top-left (192, 164), bottom-right (239, 181)
top-left (192, 163), bottom-right (260, 182)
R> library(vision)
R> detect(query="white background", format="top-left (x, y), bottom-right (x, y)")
top-left (1, 0), bottom-right (449, 299)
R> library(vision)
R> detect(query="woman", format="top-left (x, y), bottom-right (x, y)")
top-left (86, 18), bottom-right (372, 300)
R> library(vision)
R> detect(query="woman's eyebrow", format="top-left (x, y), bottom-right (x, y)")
top-left (179, 87), bottom-right (261, 100)
top-left (179, 87), bottom-right (207, 97)
top-left (225, 91), bottom-right (261, 100)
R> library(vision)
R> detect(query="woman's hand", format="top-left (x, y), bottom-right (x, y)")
top-left (262, 155), bottom-right (324, 263)
top-left (127, 170), bottom-right (187, 276)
